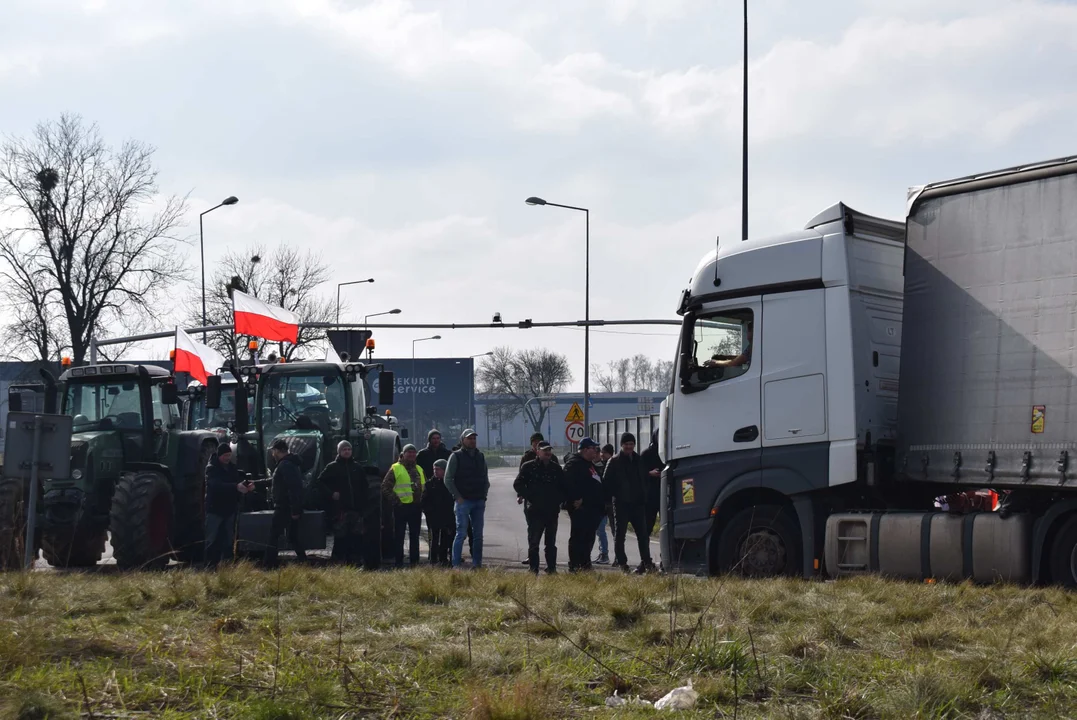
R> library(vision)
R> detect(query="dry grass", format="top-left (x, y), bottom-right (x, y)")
top-left (1, 566), bottom-right (1077, 718)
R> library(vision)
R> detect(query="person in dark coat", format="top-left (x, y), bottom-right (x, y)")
top-left (593, 443), bottom-right (615, 564)
top-left (417, 429), bottom-right (452, 480)
top-left (446, 429), bottom-right (490, 568)
top-left (263, 438), bottom-right (307, 568)
top-left (564, 437), bottom-right (605, 571)
top-left (513, 441), bottom-right (570, 574)
top-left (641, 428), bottom-right (664, 537)
top-left (603, 432), bottom-right (656, 573)
top-left (318, 440), bottom-right (367, 566)
top-left (421, 458), bottom-right (455, 566)
top-left (204, 443), bottom-right (251, 568)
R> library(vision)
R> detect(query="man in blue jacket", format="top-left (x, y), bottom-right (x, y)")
top-left (204, 443), bottom-right (251, 568)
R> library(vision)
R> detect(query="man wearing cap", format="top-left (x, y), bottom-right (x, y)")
top-left (445, 429), bottom-right (489, 568)
top-left (382, 444), bottom-right (425, 568)
top-left (421, 458), bottom-right (455, 566)
top-left (514, 440), bottom-right (570, 574)
top-left (263, 438), bottom-right (307, 568)
top-left (603, 432), bottom-right (656, 574)
top-left (318, 440), bottom-right (367, 566)
top-left (204, 442), bottom-right (251, 568)
top-left (417, 429), bottom-right (452, 481)
top-left (564, 437), bottom-right (605, 571)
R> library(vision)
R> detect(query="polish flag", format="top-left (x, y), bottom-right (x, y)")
top-left (174, 328), bottom-right (225, 386)
top-left (233, 290), bottom-right (300, 344)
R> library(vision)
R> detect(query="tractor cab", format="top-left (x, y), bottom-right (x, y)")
top-left (185, 371), bottom-right (243, 440)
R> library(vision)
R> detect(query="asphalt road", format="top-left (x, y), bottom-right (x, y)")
top-left (31, 466), bottom-right (659, 572)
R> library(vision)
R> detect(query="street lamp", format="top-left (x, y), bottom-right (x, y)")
top-left (364, 308), bottom-right (401, 328)
top-left (411, 335), bottom-right (441, 436)
top-left (199, 195), bottom-right (239, 342)
top-left (526, 196), bottom-right (590, 429)
top-left (336, 278), bottom-right (375, 323)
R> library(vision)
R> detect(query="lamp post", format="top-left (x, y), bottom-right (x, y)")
top-left (526, 196), bottom-right (590, 429)
top-left (364, 308), bottom-right (401, 328)
top-left (336, 278), bottom-right (375, 324)
top-left (412, 335), bottom-right (441, 436)
top-left (199, 196), bottom-right (239, 342)
top-left (469, 351), bottom-right (493, 427)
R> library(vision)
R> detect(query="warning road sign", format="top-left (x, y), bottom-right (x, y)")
top-left (565, 422), bottom-right (585, 444)
top-left (564, 402), bottom-right (585, 423)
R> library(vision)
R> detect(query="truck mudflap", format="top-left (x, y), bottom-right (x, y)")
top-left (236, 510), bottom-right (328, 553)
top-left (824, 512), bottom-right (1031, 584)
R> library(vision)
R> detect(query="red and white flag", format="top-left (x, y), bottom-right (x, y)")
top-left (233, 290), bottom-right (300, 344)
top-left (174, 328), bottom-right (225, 386)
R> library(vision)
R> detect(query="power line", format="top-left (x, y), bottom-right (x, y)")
top-left (553, 326), bottom-right (679, 338)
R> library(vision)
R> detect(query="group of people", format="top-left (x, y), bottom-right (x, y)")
top-left (513, 429), bottom-right (663, 574)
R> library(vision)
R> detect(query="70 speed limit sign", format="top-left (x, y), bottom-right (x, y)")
top-left (565, 422), bottom-right (585, 444)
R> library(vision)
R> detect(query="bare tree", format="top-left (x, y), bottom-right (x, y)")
top-left (593, 355), bottom-right (672, 393)
top-left (191, 244), bottom-right (335, 363)
top-left (592, 358), bottom-right (631, 393)
top-left (476, 346), bottom-right (573, 433)
top-left (0, 114), bottom-right (187, 363)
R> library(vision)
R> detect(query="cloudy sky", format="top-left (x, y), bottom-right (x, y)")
top-left (2, 0), bottom-right (1076, 388)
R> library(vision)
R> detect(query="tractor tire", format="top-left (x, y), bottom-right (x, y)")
top-left (110, 471), bottom-right (175, 570)
top-left (714, 504), bottom-right (801, 578)
top-left (174, 441), bottom-right (216, 564)
top-left (41, 528), bottom-right (106, 568)
top-left (0, 477), bottom-right (30, 570)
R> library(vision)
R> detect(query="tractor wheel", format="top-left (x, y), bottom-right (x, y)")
top-left (0, 478), bottom-right (30, 570)
top-left (174, 441), bottom-right (216, 564)
top-left (41, 528), bottom-right (107, 568)
top-left (110, 471), bottom-right (174, 570)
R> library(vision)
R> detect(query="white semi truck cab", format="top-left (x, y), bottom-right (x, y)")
top-left (661, 156), bottom-right (1077, 586)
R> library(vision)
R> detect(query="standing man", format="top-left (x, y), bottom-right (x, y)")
top-left (593, 443), bottom-right (615, 564)
top-left (318, 440), bottom-right (367, 566)
top-left (382, 444), bottom-right (425, 568)
top-left (263, 438), bottom-right (306, 568)
top-left (417, 429), bottom-right (451, 480)
top-left (641, 428), bottom-right (664, 537)
top-left (513, 441), bottom-right (570, 574)
top-left (446, 429), bottom-right (489, 569)
top-left (564, 438), bottom-right (605, 572)
top-left (603, 432), bottom-right (656, 574)
top-left (204, 443), bottom-right (251, 568)
top-left (421, 458), bottom-right (455, 566)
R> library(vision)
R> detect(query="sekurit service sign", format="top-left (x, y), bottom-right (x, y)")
top-left (367, 357), bottom-right (474, 437)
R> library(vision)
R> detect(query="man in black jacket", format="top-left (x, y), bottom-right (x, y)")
top-left (204, 443), bottom-right (251, 568)
top-left (513, 441), bottom-right (570, 574)
top-left (421, 458), bottom-right (455, 566)
top-left (641, 428), bottom-right (664, 537)
top-left (417, 429), bottom-right (452, 479)
top-left (446, 429), bottom-right (490, 568)
top-left (564, 437), bottom-right (605, 572)
top-left (318, 440), bottom-right (367, 566)
top-left (263, 438), bottom-right (307, 568)
top-left (603, 432), bottom-right (656, 573)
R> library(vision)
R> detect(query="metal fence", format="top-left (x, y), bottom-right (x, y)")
top-left (589, 414), bottom-right (660, 449)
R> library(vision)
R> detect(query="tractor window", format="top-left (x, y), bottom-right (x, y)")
top-left (152, 385), bottom-right (180, 430)
top-left (192, 387), bottom-right (239, 430)
top-left (64, 381), bottom-right (143, 431)
top-left (261, 372), bottom-right (347, 435)
top-left (681, 310), bottom-right (754, 389)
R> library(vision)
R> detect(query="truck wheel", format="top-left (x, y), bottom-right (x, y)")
top-left (110, 471), bottom-right (174, 570)
top-left (715, 504), bottom-right (801, 577)
top-left (41, 529), bottom-right (106, 568)
top-left (174, 441), bottom-right (215, 564)
top-left (0, 478), bottom-right (30, 570)
top-left (1048, 515), bottom-right (1077, 588)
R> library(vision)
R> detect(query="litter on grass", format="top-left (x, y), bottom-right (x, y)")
top-left (654, 681), bottom-right (698, 710)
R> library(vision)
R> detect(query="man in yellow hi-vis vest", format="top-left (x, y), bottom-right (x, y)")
top-left (381, 444), bottom-right (425, 567)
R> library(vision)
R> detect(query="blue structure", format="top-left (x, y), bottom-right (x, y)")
top-left (367, 357), bottom-right (475, 442)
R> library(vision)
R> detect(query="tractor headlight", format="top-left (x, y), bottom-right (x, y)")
top-left (71, 469), bottom-right (83, 480)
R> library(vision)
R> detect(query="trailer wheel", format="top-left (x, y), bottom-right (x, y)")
top-left (1048, 514), bottom-right (1077, 588)
top-left (715, 504), bottom-right (801, 577)
top-left (0, 478), bottom-right (29, 570)
top-left (110, 471), bottom-right (174, 570)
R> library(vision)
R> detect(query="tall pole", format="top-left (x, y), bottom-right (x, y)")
top-left (199, 211), bottom-right (207, 343)
top-left (742, 0), bottom-right (749, 242)
top-left (584, 208), bottom-right (590, 430)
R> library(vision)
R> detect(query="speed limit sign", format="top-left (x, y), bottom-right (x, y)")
top-left (565, 422), bottom-right (585, 444)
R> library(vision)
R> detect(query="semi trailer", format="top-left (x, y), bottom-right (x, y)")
top-left (659, 155), bottom-right (1077, 586)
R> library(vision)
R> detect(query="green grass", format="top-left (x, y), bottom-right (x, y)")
top-left (2, 566), bottom-right (1077, 718)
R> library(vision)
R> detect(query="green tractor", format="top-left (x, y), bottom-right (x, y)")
top-left (212, 358), bottom-right (401, 564)
top-left (183, 371), bottom-right (241, 439)
top-left (0, 364), bottom-right (219, 570)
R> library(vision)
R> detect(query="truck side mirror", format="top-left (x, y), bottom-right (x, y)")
top-left (234, 383), bottom-right (249, 434)
top-left (162, 382), bottom-right (180, 405)
top-left (378, 371), bottom-right (394, 406)
top-left (205, 375), bottom-right (222, 409)
top-left (8, 391), bottom-right (21, 412)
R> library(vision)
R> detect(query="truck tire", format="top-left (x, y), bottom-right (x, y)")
top-left (1048, 514), bottom-right (1077, 588)
top-left (110, 471), bottom-right (174, 570)
top-left (0, 478), bottom-right (29, 570)
top-left (174, 441), bottom-right (215, 564)
top-left (41, 528), bottom-right (106, 568)
top-left (715, 504), bottom-right (801, 577)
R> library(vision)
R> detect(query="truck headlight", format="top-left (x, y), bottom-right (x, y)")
top-left (71, 469), bottom-right (83, 480)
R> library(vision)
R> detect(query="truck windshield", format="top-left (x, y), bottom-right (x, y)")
top-left (63, 381), bottom-right (143, 431)
top-left (260, 371), bottom-right (347, 435)
top-left (192, 386), bottom-right (241, 429)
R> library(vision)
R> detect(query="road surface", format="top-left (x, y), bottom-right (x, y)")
top-left (32, 465), bottom-right (659, 572)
